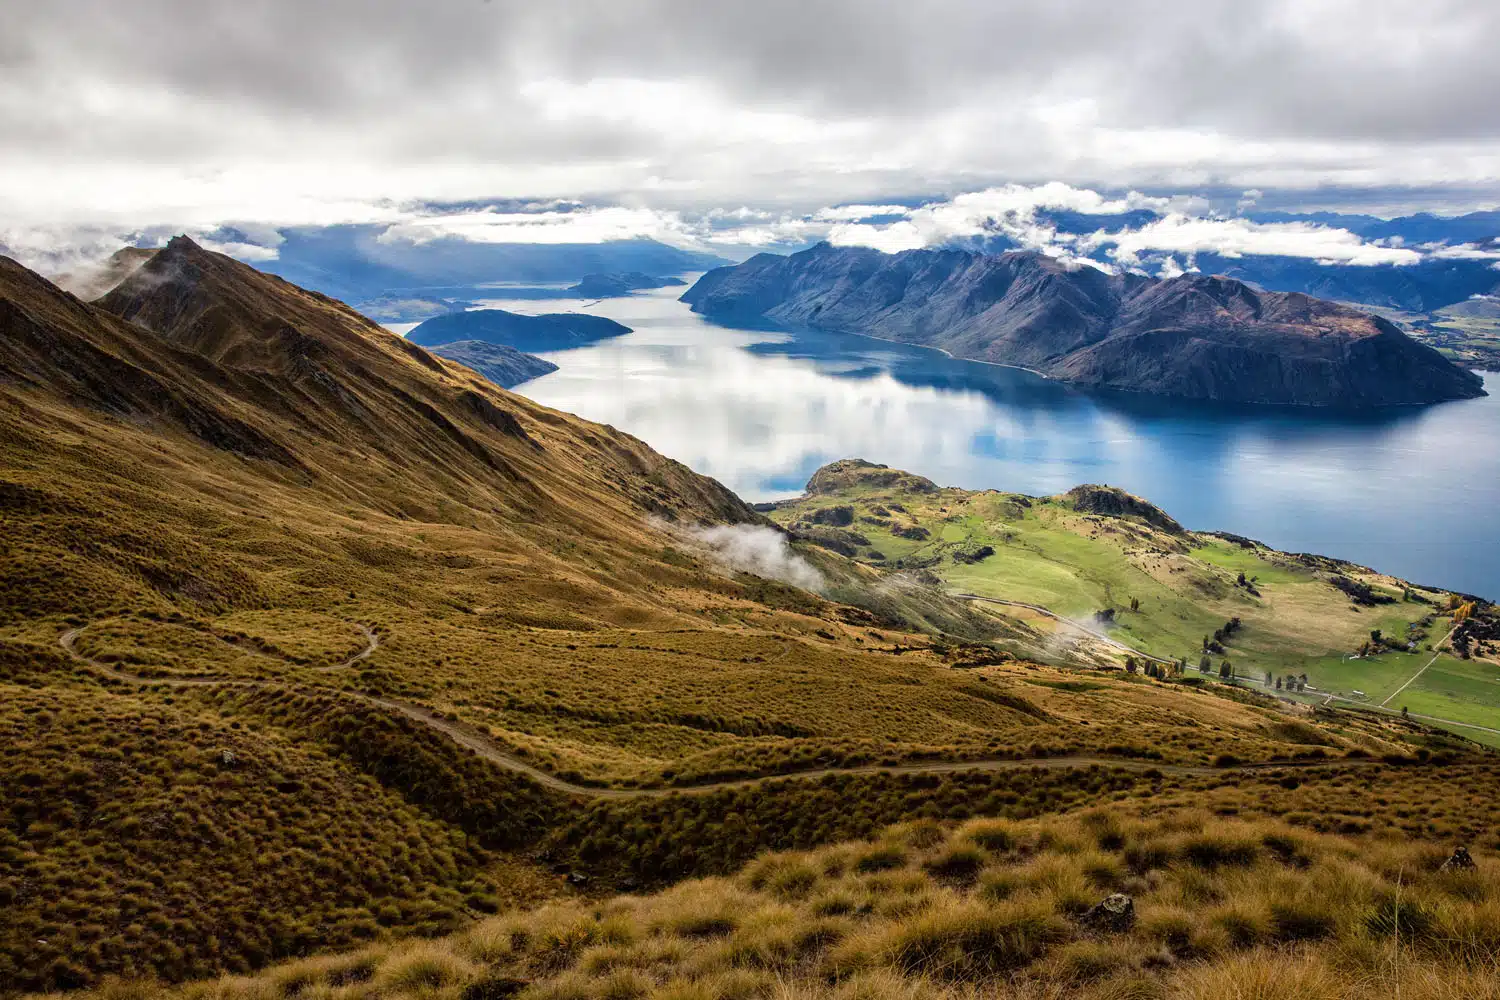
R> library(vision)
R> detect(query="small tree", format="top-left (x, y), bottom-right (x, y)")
top-left (1130, 597), bottom-right (1140, 612)
top-left (1275, 677), bottom-right (1283, 690)
top-left (1264, 671), bottom-right (1272, 687)
top-left (1200, 655), bottom-right (1212, 672)
top-left (1218, 660), bottom-right (1232, 679)
top-left (1125, 658), bottom-right (1138, 674)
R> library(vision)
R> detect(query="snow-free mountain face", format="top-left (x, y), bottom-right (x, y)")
top-left (683, 243), bottom-right (1487, 407)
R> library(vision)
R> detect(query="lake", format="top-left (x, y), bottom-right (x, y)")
top-left (436, 282), bottom-right (1500, 600)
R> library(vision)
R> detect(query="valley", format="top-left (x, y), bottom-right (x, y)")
top-left (3, 240), bottom-right (1500, 1000)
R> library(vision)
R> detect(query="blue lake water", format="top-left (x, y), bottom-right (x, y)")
top-left (457, 282), bottom-right (1500, 600)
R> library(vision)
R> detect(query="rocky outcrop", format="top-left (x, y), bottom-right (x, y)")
top-left (1066, 485), bottom-right (1185, 535)
top-left (806, 459), bottom-right (939, 495)
top-left (682, 243), bottom-right (1487, 407)
top-left (1082, 893), bottom-right (1136, 932)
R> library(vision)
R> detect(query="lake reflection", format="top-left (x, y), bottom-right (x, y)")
top-left (469, 281), bottom-right (1500, 600)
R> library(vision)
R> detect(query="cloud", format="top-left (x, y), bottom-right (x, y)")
top-left (679, 523), bottom-right (825, 593)
top-left (3, 0), bottom-right (1500, 241)
top-left (377, 205), bottom-right (697, 246)
top-left (814, 184), bottom-right (1425, 268)
top-left (1427, 242), bottom-right (1500, 261)
top-left (1086, 215), bottom-right (1424, 266)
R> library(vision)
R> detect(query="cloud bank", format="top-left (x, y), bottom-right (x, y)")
top-left (2, 0), bottom-right (1499, 247)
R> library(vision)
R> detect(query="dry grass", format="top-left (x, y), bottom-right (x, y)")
top-left (42, 807), bottom-right (1500, 1000)
top-left (5, 241), bottom-right (1497, 997)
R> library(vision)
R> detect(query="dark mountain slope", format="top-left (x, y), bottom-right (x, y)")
top-left (569, 272), bottom-right (688, 297)
top-left (684, 243), bottom-right (1486, 406)
top-left (8, 238), bottom-right (758, 547)
top-left (406, 307), bottom-right (631, 352)
top-left (425, 340), bottom-right (559, 388)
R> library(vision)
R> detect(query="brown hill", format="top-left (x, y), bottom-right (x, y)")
top-left (0, 240), bottom-right (1477, 993)
top-left (682, 243), bottom-right (1487, 406)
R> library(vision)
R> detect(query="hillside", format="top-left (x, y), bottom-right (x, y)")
top-left (682, 243), bottom-right (1486, 406)
top-left (2, 242), bottom-right (1496, 996)
top-left (424, 340), bottom-right (559, 388)
top-left (770, 459), bottom-right (1500, 746)
top-left (405, 308), bottom-right (632, 353)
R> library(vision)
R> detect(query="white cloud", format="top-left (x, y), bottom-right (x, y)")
top-left (678, 523), bottom-right (825, 593)
top-left (1427, 242), bottom-right (1500, 261)
top-left (377, 205), bottom-right (697, 246)
top-left (196, 237), bottom-right (280, 261)
top-left (1088, 214), bottom-right (1423, 266)
top-left (816, 183), bottom-right (1426, 268)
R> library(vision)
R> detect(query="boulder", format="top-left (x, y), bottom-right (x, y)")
top-left (1082, 893), bottom-right (1136, 932)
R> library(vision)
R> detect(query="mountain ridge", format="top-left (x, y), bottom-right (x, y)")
top-left (683, 242), bottom-right (1486, 406)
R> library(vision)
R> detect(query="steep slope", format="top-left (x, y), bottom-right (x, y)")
top-left (406, 307), bottom-right (631, 352)
top-left (425, 340), bottom-right (559, 388)
top-left (1, 243), bottom-right (1481, 993)
top-left (683, 243), bottom-right (1486, 406)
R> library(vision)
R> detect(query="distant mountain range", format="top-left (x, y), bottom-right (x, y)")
top-left (405, 308), bottom-right (632, 353)
top-left (683, 243), bottom-right (1486, 407)
top-left (959, 208), bottom-right (1500, 313)
top-left (245, 226), bottom-right (727, 320)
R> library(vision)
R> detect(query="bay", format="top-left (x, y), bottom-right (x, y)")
top-left (463, 281), bottom-right (1500, 600)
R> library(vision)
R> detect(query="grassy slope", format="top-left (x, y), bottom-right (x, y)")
top-left (47, 780), bottom-right (1500, 1000)
top-left (768, 462), bottom-right (1492, 735)
top-left (3, 248), bottom-right (1496, 994)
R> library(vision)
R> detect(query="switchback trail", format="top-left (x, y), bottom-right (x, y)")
top-left (61, 622), bottom-right (1377, 801)
top-left (955, 593), bottom-right (1176, 665)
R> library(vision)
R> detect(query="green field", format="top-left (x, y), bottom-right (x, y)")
top-left (773, 460), bottom-right (1496, 742)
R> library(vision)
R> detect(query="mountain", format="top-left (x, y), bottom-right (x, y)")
top-left (1186, 252), bottom-right (1500, 313)
top-left (405, 307), bottom-right (631, 353)
top-left (252, 224), bottom-right (727, 309)
top-left (683, 243), bottom-right (1486, 406)
top-left (5, 236), bottom-right (1496, 999)
top-left (568, 271), bottom-right (689, 297)
top-left (424, 339), bottom-right (558, 388)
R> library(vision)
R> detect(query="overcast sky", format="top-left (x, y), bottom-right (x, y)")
top-left (4, 0), bottom-right (1500, 265)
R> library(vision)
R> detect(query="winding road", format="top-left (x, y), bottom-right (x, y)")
top-left (60, 620), bottom-right (1379, 800)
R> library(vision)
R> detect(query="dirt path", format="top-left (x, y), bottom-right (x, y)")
top-left (59, 622), bottom-right (1376, 800)
top-left (955, 593), bottom-right (1176, 666)
top-left (1379, 626), bottom-right (1458, 707)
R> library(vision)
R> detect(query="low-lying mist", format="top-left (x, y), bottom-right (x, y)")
top-left (675, 522), bottom-right (827, 594)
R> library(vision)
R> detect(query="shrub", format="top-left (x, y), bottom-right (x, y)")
top-left (874, 898), bottom-right (1067, 979)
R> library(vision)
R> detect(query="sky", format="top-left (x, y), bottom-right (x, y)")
top-left (4, 0), bottom-right (1500, 271)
